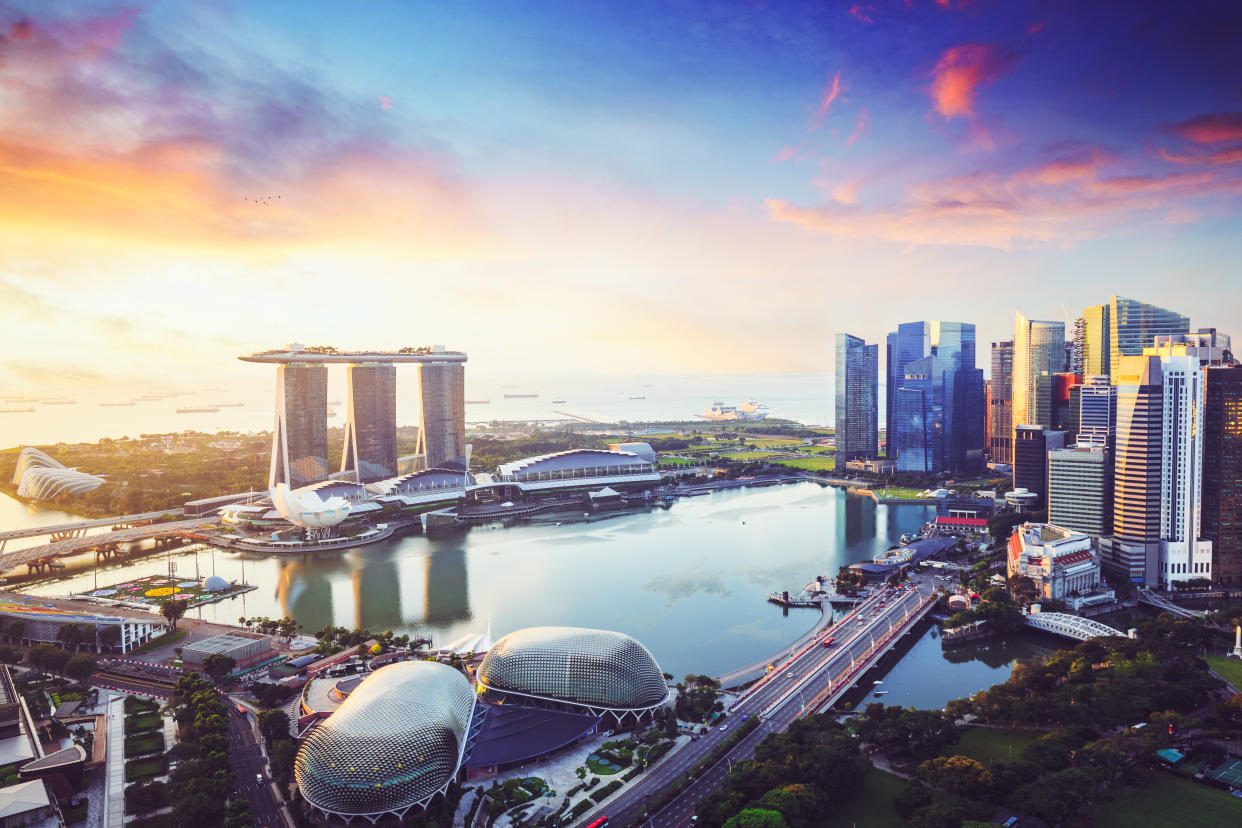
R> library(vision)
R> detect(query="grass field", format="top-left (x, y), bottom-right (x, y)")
top-left (943, 727), bottom-right (1042, 766)
top-left (873, 486), bottom-right (930, 500)
top-left (124, 714), bottom-right (162, 734)
top-left (124, 755), bottom-right (168, 782)
top-left (774, 456), bottom-right (836, 471)
top-left (717, 451), bottom-right (787, 461)
top-left (748, 438), bottom-right (804, 448)
top-left (124, 732), bottom-right (166, 758)
top-left (657, 456), bottom-right (699, 467)
top-left (1204, 655), bottom-right (1242, 688)
top-left (818, 768), bottom-right (906, 827)
top-left (798, 445), bottom-right (836, 454)
top-left (1088, 773), bottom-right (1240, 827)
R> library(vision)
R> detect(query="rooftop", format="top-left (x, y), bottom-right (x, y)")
top-left (182, 631), bottom-right (269, 655)
top-left (239, 343), bottom-right (466, 364)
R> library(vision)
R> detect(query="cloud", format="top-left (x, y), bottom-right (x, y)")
top-left (830, 179), bottom-right (862, 204)
top-left (811, 71), bottom-right (843, 129)
top-left (848, 5), bottom-right (875, 24)
top-left (1164, 112), bottom-right (1242, 143)
top-left (378, 95), bottom-right (392, 110)
top-left (1027, 22), bottom-right (1046, 36)
top-left (847, 109), bottom-right (870, 146)
top-left (772, 146), bottom-right (798, 162)
top-left (928, 44), bottom-right (1012, 120)
top-left (1158, 145), bottom-right (1242, 166)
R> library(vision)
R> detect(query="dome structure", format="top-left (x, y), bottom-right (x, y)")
top-left (12, 447), bottom-right (105, 500)
top-left (201, 575), bottom-right (230, 593)
top-left (270, 483), bottom-right (351, 529)
top-left (294, 661), bottom-right (475, 823)
top-left (476, 626), bottom-right (669, 723)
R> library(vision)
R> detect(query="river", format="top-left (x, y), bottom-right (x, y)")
top-left (7, 483), bottom-right (1046, 696)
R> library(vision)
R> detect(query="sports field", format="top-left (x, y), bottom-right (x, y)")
top-left (1089, 773), bottom-right (1240, 827)
top-left (1205, 755), bottom-right (1242, 788)
top-left (1204, 655), bottom-right (1242, 689)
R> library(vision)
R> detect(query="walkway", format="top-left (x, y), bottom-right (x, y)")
top-left (715, 601), bottom-right (834, 688)
top-left (103, 693), bottom-right (125, 828)
top-left (1023, 611), bottom-right (1125, 641)
top-left (1137, 589), bottom-right (1209, 619)
top-left (0, 510), bottom-right (175, 544)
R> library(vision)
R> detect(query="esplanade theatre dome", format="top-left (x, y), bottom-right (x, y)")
top-left (294, 661), bottom-right (474, 822)
top-left (476, 626), bottom-right (669, 721)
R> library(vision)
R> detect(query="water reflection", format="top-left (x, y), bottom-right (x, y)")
top-left (276, 558), bottom-right (334, 632)
top-left (423, 544), bottom-right (471, 627)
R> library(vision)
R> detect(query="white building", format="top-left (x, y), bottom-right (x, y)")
top-left (1007, 523), bottom-right (1103, 601)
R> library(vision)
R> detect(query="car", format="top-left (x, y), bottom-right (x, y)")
top-left (256, 773), bottom-right (263, 784)
top-left (1003, 818), bottom-right (1019, 827)
top-left (822, 637), bottom-right (835, 647)
top-left (719, 724), bottom-right (728, 732)
top-left (857, 621), bottom-right (864, 626)
top-left (785, 672), bottom-right (793, 677)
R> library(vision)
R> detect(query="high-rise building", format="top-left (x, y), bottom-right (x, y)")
top-left (417, 359), bottom-right (466, 469)
top-left (1069, 316), bottom-right (1086, 375)
top-left (989, 341), bottom-right (1014, 463)
top-left (1048, 446), bottom-right (1112, 538)
top-left (270, 363), bottom-right (329, 489)
top-left (1083, 303), bottom-right (1110, 378)
top-left (1108, 295), bottom-right (1190, 377)
top-left (1033, 373), bottom-right (1083, 440)
top-left (1012, 426), bottom-right (1065, 509)
top-left (834, 333), bottom-right (879, 462)
top-left (893, 356), bottom-right (944, 473)
top-left (1077, 375), bottom-right (1117, 448)
top-left (1013, 313), bottom-right (1066, 428)
top-left (341, 364), bottom-right (398, 483)
top-left (886, 322), bottom-right (930, 455)
top-left (1203, 365), bottom-right (1242, 586)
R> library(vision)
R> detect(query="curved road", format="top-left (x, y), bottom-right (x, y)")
top-left (572, 573), bottom-right (938, 828)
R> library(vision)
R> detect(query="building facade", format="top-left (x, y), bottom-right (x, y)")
top-left (1203, 365), bottom-right (1242, 586)
top-left (1077, 375), bottom-right (1117, 448)
top-left (989, 341), bottom-right (1014, 463)
top-left (1108, 295), bottom-right (1191, 378)
top-left (1007, 523), bottom-right (1102, 601)
top-left (1083, 303), bottom-right (1111, 378)
top-left (1012, 426), bottom-right (1066, 510)
top-left (834, 333), bottom-right (879, 462)
top-left (417, 359), bottom-right (467, 469)
top-left (1152, 351), bottom-right (1213, 583)
top-left (1013, 313), bottom-right (1066, 428)
top-left (270, 363), bottom-right (329, 488)
top-left (886, 321), bottom-right (931, 456)
top-left (1048, 446), bottom-right (1112, 538)
top-left (341, 363), bottom-right (398, 483)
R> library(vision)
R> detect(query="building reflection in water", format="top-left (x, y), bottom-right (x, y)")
top-left (424, 541), bottom-right (471, 627)
top-left (351, 550), bottom-right (402, 631)
top-left (276, 557), bottom-right (335, 633)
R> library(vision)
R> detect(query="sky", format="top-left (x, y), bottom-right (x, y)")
top-left (1, 0), bottom-right (1241, 399)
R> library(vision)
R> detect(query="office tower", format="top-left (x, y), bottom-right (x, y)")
top-left (1048, 446), bottom-right (1112, 538)
top-left (1082, 303), bottom-right (1110, 378)
top-left (1012, 426), bottom-right (1065, 509)
top-left (341, 363), bottom-right (398, 483)
top-left (1077, 375), bottom-right (1117, 448)
top-left (893, 357), bottom-right (944, 473)
top-left (1033, 373), bottom-right (1082, 439)
top-left (417, 359), bottom-right (466, 469)
top-left (1108, 295), bottom-right (1190, 377)
top-left (951, 363), bottom-right (986, 474)
top-left (886, 322), bottom-right (931, 455)
top-left (1013, 313), bottom-right (1066, 428)
top-left (834, 333), bottom-right (879, 462)
top-left (270, 363), bottom-right (329, 489)
top-left (1148, 328), bottom-right (1232, 367)
top-left (1203, 366), bottom-right (1242, 586)
top-left (1070, 316), bottom-right (1086, 375)
top-left (1101, 355), bottom-right (1164, 586)
top-left (989, 341), bottom-right (1014, 463)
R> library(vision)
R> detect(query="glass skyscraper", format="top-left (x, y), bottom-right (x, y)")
top-left (417, 362), bottom-right (467, 469)
top-left (989, 341), bottom-right (1013, 463)
top-left (1012, 313), bottom-right (1065, 428)
top-left (1203, 365), bottom-right (1242, 586)
top-left (1108, 295), bottom-right (1190, 378)
top-left (834, 333), bottom-right (879, 462)
top-left (270, 363), bottom-right (329, 488)
top-left (885, 321), bottom-right (930, 455)
top-left (1077, 375), bottom-right (1117, 449)
top-left (341, 363), bottom-right (398, 483)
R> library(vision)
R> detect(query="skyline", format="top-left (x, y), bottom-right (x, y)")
top-left (2, 0), bottom-right (1241, 396)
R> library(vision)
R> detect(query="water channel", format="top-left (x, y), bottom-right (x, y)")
top-left (6, 483), bottom-right (1048, 699)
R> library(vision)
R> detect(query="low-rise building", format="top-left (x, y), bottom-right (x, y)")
top-left (844, 458), bottom-right (896, 475)
top-left (0, 598), bottom-right (159, 655)
top-left (1007, 522), bottom-right (1104, 601)
top-left (181, 632), bottom-right (276, 671)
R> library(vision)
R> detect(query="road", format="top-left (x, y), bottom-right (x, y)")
top-left (227, 705), bottom-right (285, 828)
top-left (572, 573), bottom-right (938, 828)
top-left (0, 515), bottom-right (221, 572)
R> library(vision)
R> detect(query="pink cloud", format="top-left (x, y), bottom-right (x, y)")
top-left (830, 179), bottom-right (863, 205)
top-left (1165, 112), bottom-right (1242, 143)
top-left (848, 5), bottom-right (875, 23)
top-left (928, 44), bottom-right (1011, 120)
top-left (1159, 145), bottom-right (1242, 166)
top-left (811, 72), bottom-right (843, 130)
top-left (379, 95), bottom-right (393, 110)
top-left (1027, 22), bottom-right (1046, 36)
top-left (847, 109), bottom-right (870, 146)
top-left (772, 146), bottom-right (799, 163)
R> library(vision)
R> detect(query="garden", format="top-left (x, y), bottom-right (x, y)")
top-left (85, 573), bottom-right (247, 608)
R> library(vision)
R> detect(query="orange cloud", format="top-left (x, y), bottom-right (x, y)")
top-left (811, 72), bottom-right (843, 129)
top-left (1159, 145), bottom-right (1242, 166)
top-left (928, 44), bottom-right (1011, 120)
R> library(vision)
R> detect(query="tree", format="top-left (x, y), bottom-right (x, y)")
top-left (257, 709), bottom-right (291, 746)
top-left (5, 619), bottom-right (24, 645)
top-left (65, 654), bottom-right (97, 684)
top-left (160, 599), bottom-right (189, 631)
top-left (202, 654), bottom-right (236, 684)
top-left (58, 623), bottom-right (83, 652)
top-left (99, 625), bottom-right (122, 652)
top-left (43, 646), bottom-right (71, 675)
top-left (224, 798), bottom-right (255, 828)
top-left (722, 809), bottom-right (788, 828)
top-left (915, 755), bottom-right (992, 798)
top-left (0, 646), bottom-right (19, 665)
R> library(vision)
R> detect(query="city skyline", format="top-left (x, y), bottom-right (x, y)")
top-left (1, 1), bottom-right (1241, 396)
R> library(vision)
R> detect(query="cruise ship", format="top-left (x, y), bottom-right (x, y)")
top-left (700, 398), bottom-right (769, 421)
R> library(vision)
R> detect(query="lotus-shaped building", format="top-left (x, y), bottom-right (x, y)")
top-left (294, 661), bottom-right (475, 823)
top-left (270, 482), bottom-right (351, 529)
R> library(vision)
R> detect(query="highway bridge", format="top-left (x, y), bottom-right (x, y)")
top-left (1022, 611), bottom-right (1126, 641)
top-left (572, 576), bottom-right (938, 828)
top-left (0, 516), bottom-right (222, 574)
top-left (1137, 588), bottom-right (1209, 619)
top-left (0, 510), bottom-right (177, 550)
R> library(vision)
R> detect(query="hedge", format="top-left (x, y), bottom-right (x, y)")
top-left (124, 733), bottom-right (166, 758)
top-left (124, 755), bottom-right (168, 782)
top-left (590, 780), bottom-right (623, 803)
top-left (124, 714), bottom-right (162, 734)
top-left (568, 801), bottom-right (593, 821)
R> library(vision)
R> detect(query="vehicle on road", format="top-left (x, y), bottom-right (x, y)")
top-left (255, 773), bottom-right (263, 784)
top-left (785, 672), bottom-right (793, 677)
top-left (821, 637), bottom-right (835, 647)
top-left (586, 818), bottom-right (610, 828)
top-left (719, 724), bottom-right (728, 731)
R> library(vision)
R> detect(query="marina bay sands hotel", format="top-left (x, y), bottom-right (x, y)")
top-left (240, 344), bottom-right (467, 488)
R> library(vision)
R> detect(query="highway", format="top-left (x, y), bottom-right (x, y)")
top-left (571, 574), bottom-right (938, 828)
top-left (0, 510), bottom-right (176, 543)
top-left (0, 515), bottom-right (221, 572)
top-left (228, 705), bottom-right (286, 828)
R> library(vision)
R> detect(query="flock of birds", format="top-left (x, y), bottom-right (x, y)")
top-left (243, 195), bottom-right (281, 207)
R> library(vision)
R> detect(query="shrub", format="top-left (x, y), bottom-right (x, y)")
top-left (590, 781), bottom-right (623, 803)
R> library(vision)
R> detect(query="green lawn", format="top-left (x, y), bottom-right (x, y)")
top-left (943, 727), bottom-right (1041, 766)
top-left (1204, 655), bottom-right (1242, 688)
top-left (774, 456), bottom-right (836, 472)
top-left (749, 438), bottom-right (804, 448)
top-left (126, 629), bottom-right (186, 656)
top-left (657, 457), bottom-right (699, 467)
top-left (797, 446), bottom-right (836, 455)
top-left (586, 756), bottom-right (622, 775)
top-left (124, 714), bottom-right (162, 735)
top-left (817, 769), bottom-right (906, 827)
top-left (124, 755), bottom-right (168, 782)
top-left (1089, 773), bottom-right (1240, 827)
top-left (124, 733), bottom-right (166, 758)
top-left (718, 451), bottom-right (786, 461)
top-left (872, 486), bottom-right (929, 500)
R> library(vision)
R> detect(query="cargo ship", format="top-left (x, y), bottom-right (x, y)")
top-left (503, 393), bottom-right (538, 399)
top-left (100, 401), bottom-right (136, 407)
top-left (176, 407), bottom-right (219, 414)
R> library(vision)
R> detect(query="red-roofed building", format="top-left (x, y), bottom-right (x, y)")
top-left (1006, 522), bottom-right (1104, 602)
top-left (933, 516), bottom-right (989, 537)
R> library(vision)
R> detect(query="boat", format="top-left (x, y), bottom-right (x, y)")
top-left (551, 399), bottom-right (567, 404)
top-left (875, 690), bottom-right (889, 696)
top-left (503, 393), bottom-right (538, 399)
top-left (100, 401), bottom-right (136, 407)
top-left (739, 398), bottom-right (769, 419)
top-left (0, 408), bottom-right (34, 413)
top-left (176, 407), bottom-right (219, 414)
top-left (42, 399), bottom-right (78, 405)
top-left (629, 395), bottom-right (646, 400)
top-left (465, 399), bottom-right (490, 405)
top-left (211, 402), bottom-right (245, 407)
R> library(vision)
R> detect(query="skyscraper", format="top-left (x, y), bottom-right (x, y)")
top-left (1108, 295), bottom-right (1190, 377)
top-left (1033, 372), bottom-right (1082, 440)
top-left (1082, 303), bottom-right (1110, 378)
top-left (417, 359), bottom-right (466, 469)
top-left (1203, 365), bottom-right (1242, 586)
top-left (886, 322), bottom-right (930, 455)
top-left (341, 363), bottom-right (398, 483)
top-left (1013, 426), bottom-right (1065, 509)
top-left (834, 333), bottom-right (879, 462)
top-left (1012, 313), bottom-right (1066, 428)
top-left (1077, 375), bottom-right (1117, 449)
top-left (1069, 316), bottom-right (1086, 375)
top-left (270, 363), bottom-right (329, 489)
top-left (893, 356), bottom-right (945, 473)
top-left (1048, 446), bottom-right (1112, 538)
top-left (989, 341), bottom-right (1014, 463)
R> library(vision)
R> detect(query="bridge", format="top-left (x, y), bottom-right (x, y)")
top-left (572, 576), bottom-right (939, 828)
top-left (715, 600), bottom-right (834, 688)
top-left (1023, 611), bottom-right (1126, 641)
top-left (0, 516), bottom-right (222, 574)
top-left (0, 510), bottom-right (178, 551)
top-left (1137, 589), bottom-right (1209, 619)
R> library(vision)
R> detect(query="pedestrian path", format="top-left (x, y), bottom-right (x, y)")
top-left (104, 693), bottom-right (125, 828)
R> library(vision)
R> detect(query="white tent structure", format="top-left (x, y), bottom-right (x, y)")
top-left (270, 483), bottom-right (351, 530)
top-left (12, 447), bottom-right (105, 500)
